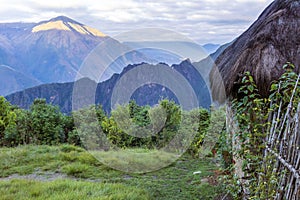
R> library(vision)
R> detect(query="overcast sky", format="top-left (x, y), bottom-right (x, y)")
top-left (0, 0), bottom-right (274, 44)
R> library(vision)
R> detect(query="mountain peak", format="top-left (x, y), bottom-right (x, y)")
top-left (49, 16), bottom-right (80, 24)
top-left (31, 16), bottom-right (106, 37)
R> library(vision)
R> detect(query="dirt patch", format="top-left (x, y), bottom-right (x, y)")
top-left (0, 171), bottom-right (68, 181)
top-left (0, 170), bottom-right (102, 182)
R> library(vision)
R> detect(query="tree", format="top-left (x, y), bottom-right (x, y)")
top-left (0, 96), bottom-right (17, 146)
top-left (187, 108), bottom-right (210, 157)
top-left (129, 100), bottom-right (150, 126)
top-left (72, 105), bottom-right (109, 150)
top-left (151, 99), bottom-right (181, 148)
top-left (30, 99), bottom-right (65, 145)
top-left (8, 108), bottom-right (32, 146)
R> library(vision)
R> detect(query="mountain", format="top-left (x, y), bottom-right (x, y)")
top-left (0, 65), bottom-right (40, 95)
top-left (0, 16), bottom-right (107, 82)
top-left (2, 16), bottom-right (231, 111)
top-left (0, 16), bottom-right (153, 96)
top-left (6, 60), bottom-right (211, 113)
top-left (192, 42), bottom-right (232, 85)
top-left (125, 48), bottom-right (183, 65)
top-left (210, 0), bottom-right (300, 101)
top-left (18, 16), bottom-right (108, 83)
top-left (123, 41), bottom-right (209, 63)
top-left (1, 16), bottom-right (219, 97)
top-left (122, 42), bottom-right (220, 65)
top-left (208, 42), bottom-right (232, 60)
top-left (202, 43), bottom-right (221, 54)
top-left (124, 41), bottom-right (227, 84)
top-left (5, 40), bottom-right (230, 113)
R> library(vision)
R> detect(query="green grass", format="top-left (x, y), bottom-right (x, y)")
top-left (0, 179), bottom-right (149, 200)
top-left (91, 148), bottom-right (179, 173)
top-left (0, 145), bottom-right (223, 199)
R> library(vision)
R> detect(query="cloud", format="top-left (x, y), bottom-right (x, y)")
top-left (0, 0), bottom-right (274, 44)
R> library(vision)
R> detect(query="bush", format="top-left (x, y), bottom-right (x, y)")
top-left (0, 97), bottom-right (213, 158)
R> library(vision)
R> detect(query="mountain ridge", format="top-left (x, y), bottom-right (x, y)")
top-left (0, 16), bottom-right (152, 95)
top-left (6, 59), bottom-right (212, 113)
top-left (31, 16), bottom-right (106, 37)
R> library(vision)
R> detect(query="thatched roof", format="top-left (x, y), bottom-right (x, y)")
top-left (210, 0), bottom-right (300, 102)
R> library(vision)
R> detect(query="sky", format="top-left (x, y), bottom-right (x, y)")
top-left (0, 0), bottom-right (274, 44)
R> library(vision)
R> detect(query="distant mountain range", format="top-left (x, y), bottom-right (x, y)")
top-left (5, 0), bottom-right (298, 117)
top-left (2, 16), bottom-right (228, 112)
top-left (0, 64), bottom-right (40, 96)
top-left (6, 60), bottom-right (212, 113)
top-left (202, 44), bottom-right (221, 54)
top-left (0, 16), bottom-right (106, 94)
top-left (0, 16), bottom-right (154, 96)
top-left (0, 16), bottom-right (219, 96)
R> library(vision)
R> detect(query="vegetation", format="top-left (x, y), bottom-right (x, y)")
top-left (0, 96), bottom-right (226, 199)
top-left (0, 98), bottom-right (73, 146)
top-left (0, 145), bottom-right (222, 200)
top-left (220, 63), bottom-right (299, 199)
top-left (0, 179), bottom-right (150, 200)
top-left (0, 96), bottom-right (17, 146)
top-left (0, 98), bottom-right (211, 158)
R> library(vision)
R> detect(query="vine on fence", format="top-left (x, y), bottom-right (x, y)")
top-left (221, 63), bottom-right (299, 199)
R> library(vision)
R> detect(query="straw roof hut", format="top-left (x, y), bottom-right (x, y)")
top-left (210, 0), bottom-right (300, 101)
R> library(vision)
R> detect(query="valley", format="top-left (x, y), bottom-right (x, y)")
top-left (1, 0), bottom-right (300, 199)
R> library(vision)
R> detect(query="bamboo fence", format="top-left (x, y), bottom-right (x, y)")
top-left (264, 74), bottom-right (300, 199)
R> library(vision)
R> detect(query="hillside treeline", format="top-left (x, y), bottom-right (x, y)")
top-left (0, 97), bottom-right (211, 156)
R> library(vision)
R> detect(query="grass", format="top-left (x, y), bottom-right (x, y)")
top-left (91, 148), bottom-right (179, 173)
top-left (0, 179), bottom-right (149, 200)
top-left (0, 145), bottom-right (223, 199)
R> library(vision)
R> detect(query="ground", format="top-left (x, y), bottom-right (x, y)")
top-left (0, 145), bottom-right (223, 200)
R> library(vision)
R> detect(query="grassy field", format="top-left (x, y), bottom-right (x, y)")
top-left (0, 179), bottom-right (149, 200)
top-left (0, 145), bottom-right (223, 200)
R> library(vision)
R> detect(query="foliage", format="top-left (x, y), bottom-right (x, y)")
top-left (0, 97), bottom-right (211, 157)
top-left (29, 99), bottom-right (65, 145)
top-left (0, 98), bottom-right (77, 147)
top-left (103, 104), bottom-right (152, 148)
top-left (98, 99), bottom-right (211, 154)
top-left (129, 100), bottom-right (151, 127)
top-left (72, 105), bottom-right (109, 150)
top-left (221, 63), bottom-right (299, 199)
top-left (98, 100), bottom-right (181, 149)
top-left (187, 108), bottom-right (210, 157)
top-left (0, 96), bottom-right (17, 146)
